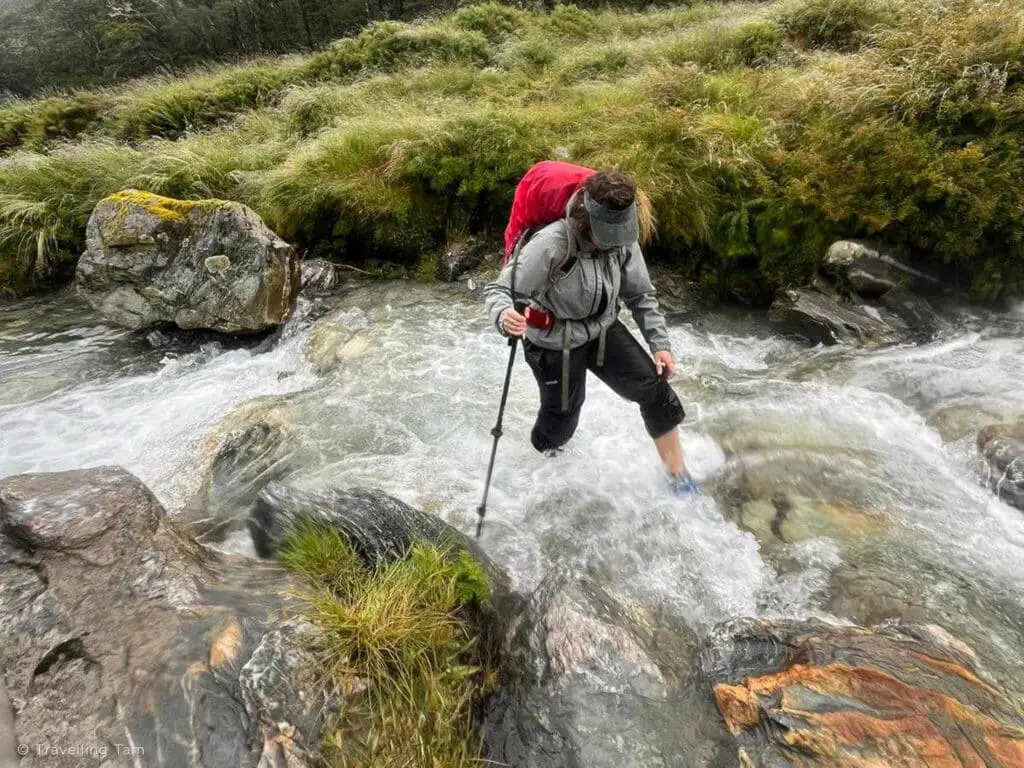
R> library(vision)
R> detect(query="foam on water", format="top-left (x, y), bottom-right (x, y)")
top-left (0, 303), bottom-right (317, 510)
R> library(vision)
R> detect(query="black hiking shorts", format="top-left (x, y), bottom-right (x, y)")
top-left (522, 320), bottom-right (685, 453)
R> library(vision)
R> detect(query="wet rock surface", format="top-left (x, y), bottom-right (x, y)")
top-left (180, 397), bottom-right (300, 542)
top-left (298, 258), bottom-right (347, 294)
top-left (977, 423), bottom-right (1024, 510)
top-left (699, 617), bottom-right (1024, 768)
top-left (822, 240), bottom-right (940, 298)
top-left (76, 190), bottom-right (300, 334)
top-left (483, 567), bottom-right (728, 768)
top-left (436, 238), bottom-right (491, 283)
top-left (768, 288), bottom-right (903, 346)
top-left (0, 467), bottom-right (321, 768)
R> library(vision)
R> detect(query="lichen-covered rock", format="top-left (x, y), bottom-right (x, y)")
top-left (76, 190), bottom-right (300, 333)
top-left (977, 423), bottom-right (1024, 510)
top-left (768, 288), bottom-right (903, 346)
top-left (699, 617), bottom-right (1024, 768)
top-left (0, 467), bottom-right (322, 768)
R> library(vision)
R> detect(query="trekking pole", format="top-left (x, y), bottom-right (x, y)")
top-left (476, 334), bottom-right (519, 538)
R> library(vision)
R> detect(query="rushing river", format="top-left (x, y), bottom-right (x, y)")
top-left (3, 280), bottom-right (1024, 695)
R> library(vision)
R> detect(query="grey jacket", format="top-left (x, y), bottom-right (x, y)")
top-left (483, 219), bottom-right (672, 356)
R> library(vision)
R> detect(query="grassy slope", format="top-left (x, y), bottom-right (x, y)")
top-left (0, 0), bottom-right (1022, 301)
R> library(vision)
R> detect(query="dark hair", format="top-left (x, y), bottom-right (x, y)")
top-left (570, 170), bottom-right (638, 242)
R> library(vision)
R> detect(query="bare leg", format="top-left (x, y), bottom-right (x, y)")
top-left (654, 427), bottom-right (687, 477)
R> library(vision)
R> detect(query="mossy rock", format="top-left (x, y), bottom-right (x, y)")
top-left (76, 189), bottom-right (300, 334)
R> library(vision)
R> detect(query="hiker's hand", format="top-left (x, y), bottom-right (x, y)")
top-left (501, 308), bottom-right (527, 337)
top-left (654, 350), bottom-right (675, 378)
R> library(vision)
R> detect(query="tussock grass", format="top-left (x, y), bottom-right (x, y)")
top-left (2, 0), bottom-right (1023, 300)
top-left (281, 523), bottom-right (493, 767)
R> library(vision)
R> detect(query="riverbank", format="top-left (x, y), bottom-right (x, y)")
top-left (2, 0), bottom-right (1022, 301)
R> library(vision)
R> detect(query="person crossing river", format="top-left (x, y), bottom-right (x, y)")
top-left (483, 165), bottom-right (696, 495)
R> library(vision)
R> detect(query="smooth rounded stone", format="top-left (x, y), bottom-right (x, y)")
top-left (179, 397), bottom-right (300, 542)
top-left (768, 288), bottom-right (903, 346)
top-left (822, 240), bottom-right (940, 298)
top-left (435, 237), bottom-right (491, 283)
top-left (298, 258), bottom-right (347, 294)
top-left (75, 190), bottom-right (300, 334)
top-left (699, 617), bottom-right (1024, 768)
top-left (303, 306), bottom-right (370, 374)
top-left (483, 566), bottom-right (728, 768)
top-left (977, 423), bottom-right (1024, 510)
top-left (0, 467), bottom-right (321, 768)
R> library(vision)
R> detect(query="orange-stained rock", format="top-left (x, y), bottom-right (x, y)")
top-left (699, 618), bottom-right (1024, 767)
top-left (713, 684), bottom-right (761, 735)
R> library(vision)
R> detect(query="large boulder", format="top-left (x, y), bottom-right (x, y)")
top-left (768, 288), bottom-right (903, 346)
top-left (822, 240), bottom-right (940, 298)
top-left (248, 482), bottom-right (520, 653)
top-left (76, 190), bottom-right (300, 333)
top-left (699, 617), bottom-right (1024, 767)
top-left (977, 423), bottom-right (1024, 510)
top-left (0, 467), bottom-right (322, 767)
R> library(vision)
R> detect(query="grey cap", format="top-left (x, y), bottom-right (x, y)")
top-left (584, 190), bottom-right (639, 248)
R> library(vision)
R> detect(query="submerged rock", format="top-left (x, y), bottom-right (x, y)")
top-left (977, 423), bottom-right (1024, 510)
top-left (180, 398), bottom-right (299, 542)
top-left (304, 306), bottom-right (370, 374)
top-left (822, 240), bottom-right (939, 298)
top-left (0, 467), bottom-right (322, 768)
top-left (700, 617), bottom-right (1024, 768)
top-left (768, 288), bottom-right (902, 346)
top-left (76, 190), bottom-right (300, 334)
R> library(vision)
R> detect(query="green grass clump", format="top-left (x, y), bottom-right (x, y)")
top-left (0, 93), bottom-right (112, 151)
top-left (307, 21), bottom-right (493, 80)
top-left (111, 62), bottom-right (305, 141)
top-left (281, 523), bottom-right (493, 768)
top-left (778, 0), bottom-right (894, 52)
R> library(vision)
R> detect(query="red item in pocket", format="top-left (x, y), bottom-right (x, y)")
top-left (524, 305), bottom-right (554, 330)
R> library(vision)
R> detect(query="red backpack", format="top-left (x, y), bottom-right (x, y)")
top-left (503, 160), bottom-right (594, 264)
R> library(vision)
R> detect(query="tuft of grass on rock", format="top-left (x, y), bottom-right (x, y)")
top-left (281, 523), bottom-right (493, 768)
